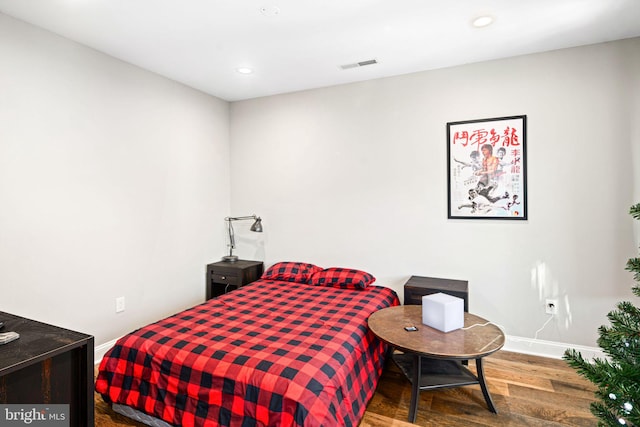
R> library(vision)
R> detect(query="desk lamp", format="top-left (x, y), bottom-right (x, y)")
top-left (223, 215), bottom-right (262, 262)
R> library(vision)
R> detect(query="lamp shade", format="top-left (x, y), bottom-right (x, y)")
top-left (250, 217), bottom-right (262, 232)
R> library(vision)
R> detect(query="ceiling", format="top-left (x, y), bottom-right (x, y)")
top-left (1, 0), bottom-right (639, 102)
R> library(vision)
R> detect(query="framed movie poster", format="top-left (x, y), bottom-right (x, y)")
top-left (447, 115), bottom-right (527, 220)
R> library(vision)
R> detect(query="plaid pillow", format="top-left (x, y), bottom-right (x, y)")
top-left (308, 267), bottom-right (376, 290)
top-left (261, 261), bottom-right (323, 283)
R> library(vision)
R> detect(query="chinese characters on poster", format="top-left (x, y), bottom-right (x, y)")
top-left (447, 116), bottom-right (527, 219)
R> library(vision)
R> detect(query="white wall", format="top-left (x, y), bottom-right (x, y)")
top-left (230, 38), bottom-right (640, 352)
top-left (0, 13), bottom-right (231, 346)
top-left (1, 10), bottom-right (639, 358)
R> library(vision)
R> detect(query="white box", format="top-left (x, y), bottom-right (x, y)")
top-left (422, 292), bottom-right (464, 332)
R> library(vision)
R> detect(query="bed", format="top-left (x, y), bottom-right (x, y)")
top-left (95, 262), bottom-right (400, 426)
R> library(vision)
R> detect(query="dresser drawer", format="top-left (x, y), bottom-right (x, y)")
top-left (210, 272), bottom-right (240, 286)
top-left (404, 287), bottom-right (428, 305)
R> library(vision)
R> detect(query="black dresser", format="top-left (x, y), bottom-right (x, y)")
top-left (0, 312), bottom-right (94, 426)
top-left (403, 275), bottom-right (469, 312)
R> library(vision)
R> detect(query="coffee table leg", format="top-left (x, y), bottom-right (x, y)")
top-left (408, 354), bottom-right (421, 423)
top-left (476, 358), bottom-right (498, 413)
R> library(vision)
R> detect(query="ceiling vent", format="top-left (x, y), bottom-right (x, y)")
top-left (339, 59), bottom-right (378, 70)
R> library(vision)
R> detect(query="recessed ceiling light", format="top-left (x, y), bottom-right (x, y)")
top-left (236, 67), bottom-right (253, 74)
top-left (260, 5), bottom-right (280, 16)
top-left (472, 15), bottom-right (494, 28)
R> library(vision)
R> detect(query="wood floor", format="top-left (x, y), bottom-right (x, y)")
top-left (94, 351), bottom-right (598, 426)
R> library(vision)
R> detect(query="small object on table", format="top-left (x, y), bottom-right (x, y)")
top-left (0, 331), bottom-right (19, 345)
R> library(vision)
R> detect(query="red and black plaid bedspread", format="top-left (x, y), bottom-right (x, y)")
top-left (95, 279), bottom-right (399, 426)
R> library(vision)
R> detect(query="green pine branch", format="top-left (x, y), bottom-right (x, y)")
top-left (563, 203), bottom-right (640, 426)
top-left (627, 258), bottom-right (640, 282)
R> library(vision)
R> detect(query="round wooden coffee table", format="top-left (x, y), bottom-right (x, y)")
top-left (368, 305), bottom-right (505, 423)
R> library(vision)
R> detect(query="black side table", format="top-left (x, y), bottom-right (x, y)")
top-left (206, 260), bottom-right (264, 300)
top-left (0, 312), bottom-right (94, 427)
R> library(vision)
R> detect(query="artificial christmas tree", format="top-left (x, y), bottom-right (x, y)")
top-left (564, 203), bottom-right (640, 426)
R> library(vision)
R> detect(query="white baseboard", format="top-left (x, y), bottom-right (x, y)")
top-left (94, 335), bottom-right (606, 365)
top-left (503, 335), bottom-right (606, 360)
top-left (95, 338), bottom-right (119, 365)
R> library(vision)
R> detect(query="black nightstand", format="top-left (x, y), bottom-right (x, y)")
top-left (0, 312), bottom-right (94, 427)
top-left (206, 260), bottom-right (264, 300)
top-left (403, 275), bottom-right (469, 311)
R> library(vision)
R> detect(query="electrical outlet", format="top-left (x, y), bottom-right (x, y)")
top-left (545, 299), bottom-right (558, 315)
top-left (116, 296), bottom-right (125, 313)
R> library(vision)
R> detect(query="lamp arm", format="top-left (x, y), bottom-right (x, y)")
top-left (225, 215), bottom-right (258, 221)
top-left (227, 220), bottom-right (235, 252)
top-left (225, 214), bottom-right (257, 254)
top-left (222, 214), bottom-right (262, 262)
